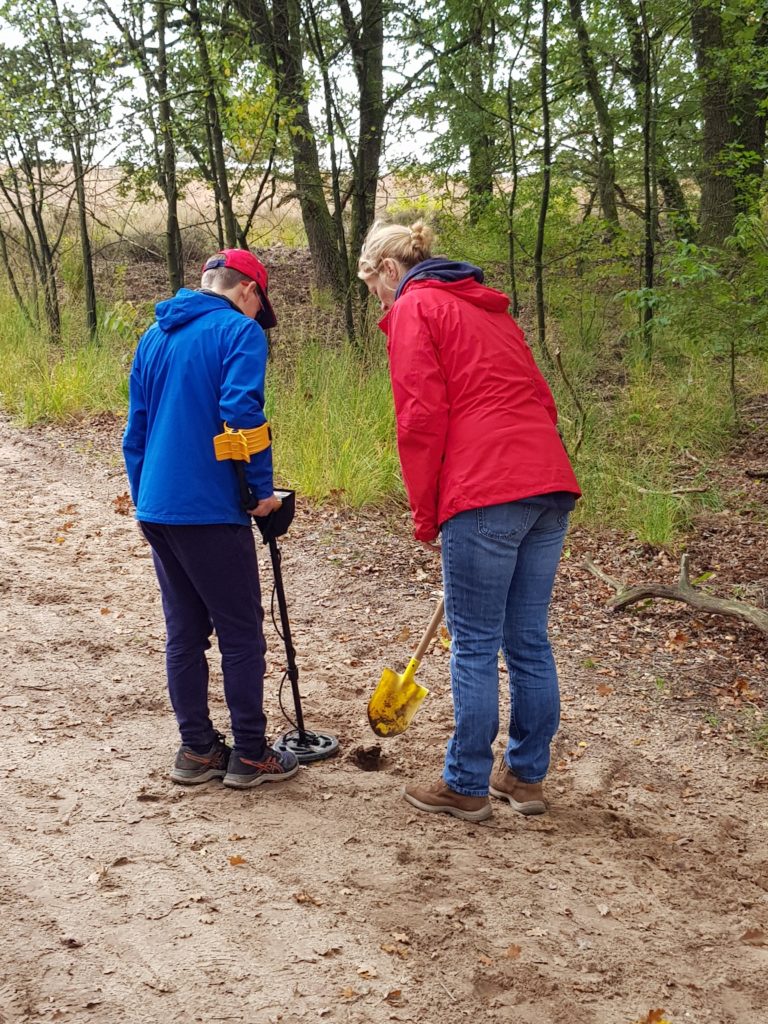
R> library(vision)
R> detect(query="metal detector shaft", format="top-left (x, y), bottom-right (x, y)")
top-left (236, 482), bottom-right (339, 764)
top-left (267, 536), bottom-right (308, 740)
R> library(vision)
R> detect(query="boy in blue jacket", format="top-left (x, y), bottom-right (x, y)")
top-left (123, 249), bottom-right (299, 789)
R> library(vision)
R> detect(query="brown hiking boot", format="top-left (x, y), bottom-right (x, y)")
top-left (489, 760), bottom-right (546, 815)
top-left (402, 779), bottom-right (492, 822)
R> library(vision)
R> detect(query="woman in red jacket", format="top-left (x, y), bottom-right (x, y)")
top-left (359, 221), bottom-right (580, 823)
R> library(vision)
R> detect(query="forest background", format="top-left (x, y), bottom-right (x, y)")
top-left (0, 0), bottom-right (767, 548)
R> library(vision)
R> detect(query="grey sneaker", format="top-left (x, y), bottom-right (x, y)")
top-left (171, 733), bottom-right (231, 785)
top-left (223, 747), bottom-right (300, 789)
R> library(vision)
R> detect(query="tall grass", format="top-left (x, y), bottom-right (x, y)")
top-left (0, 294), bottom-right (131, 424)
top-left (268, 342), bottom-right (403, 508)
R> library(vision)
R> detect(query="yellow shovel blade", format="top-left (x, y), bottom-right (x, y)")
top-left (367, 659), bottom-right (429, 737)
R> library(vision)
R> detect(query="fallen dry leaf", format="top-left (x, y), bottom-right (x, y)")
top-left (631, 1011), bottom-right (671, 1024)
top-left (380, 942), bottom-right (409, 959)
top-left (112, 492), bottom-right (132, 516)
top-left (740, 928), bottom-right (767, 947)
top-left (294, 890), bottom-right (323, 906)
top-left (228, 855), bottom-right (247, 866)
top-left (504, 944), bottom-right (522, 959)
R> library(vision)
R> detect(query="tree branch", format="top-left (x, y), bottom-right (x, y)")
top-left (585, 553), bottom-right (768, 634)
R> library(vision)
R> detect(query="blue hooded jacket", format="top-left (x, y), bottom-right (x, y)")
top-left (123, 288), bottom-right (273, 526)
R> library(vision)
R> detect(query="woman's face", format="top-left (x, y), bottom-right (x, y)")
top-left (364, 257), bottom-right (405, 313)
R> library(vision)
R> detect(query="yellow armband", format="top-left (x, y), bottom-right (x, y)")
top-left (213, 421), bottom-right (272, 463)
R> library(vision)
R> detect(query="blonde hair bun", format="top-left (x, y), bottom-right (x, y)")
top-left (409, 221), bottom-right (434, 262)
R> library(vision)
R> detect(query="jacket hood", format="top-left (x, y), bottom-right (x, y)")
top-left (155, 288), bottom-right (240, 332)
top-left (395, 258), bottom-right (484, 299)
top-left (395, 258), bottom-right (510, 315)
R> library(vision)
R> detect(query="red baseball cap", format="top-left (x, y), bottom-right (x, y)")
top-left (202, 249), bottom-right (277, 329)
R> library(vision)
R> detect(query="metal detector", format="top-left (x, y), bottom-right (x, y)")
top-left (251, 489), bottom-right (339, 764)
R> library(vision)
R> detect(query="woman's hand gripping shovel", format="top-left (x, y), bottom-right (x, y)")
top-left (367, 597), bottom-right (444, 737)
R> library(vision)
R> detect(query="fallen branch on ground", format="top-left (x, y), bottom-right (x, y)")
top-left (618, 478), bottom-right (709, 496)
top-left (584, 553), bottom-right (768, 635)
top-left (635, 485), bottom-right (709, 496)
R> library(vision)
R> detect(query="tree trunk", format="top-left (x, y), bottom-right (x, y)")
top-left (156, 1), bottom-right (184, 292)
top-left (618, 0), bottom-right (694, 239)
top-left (467, 2), bottom-right (494, 225)
top-left (71, 139), bottom-right (98, 339)
top-left (186, 0), bottom-right (239, 248)
top-left (340, 0), bottom-right (384, 269)
top-left (0, 225), bottom-right (33, 323)
top-left (534, 0), bottom-right (554, 372)
top-left (240, 0), bottom-right (345, 298)
top-left (691, 4), bottom-right (737, 245)
top-left (640, 4), bottom-right (656, 361)
top-left (49, 0), bottom-right (97, 339)
top-left (22, 145), bottom-right (61, 340)
top-left (305, 0), bottom-right (356, 342)
top-left (100, 0), bottom-right (185, 293)
top-left (568, 0), bottom-right (619, 227)
top-left (505, 77), bottom-right (519, 319)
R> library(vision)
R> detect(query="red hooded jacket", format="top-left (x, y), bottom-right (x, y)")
top-left (379, 271), bottom-right (581, 542)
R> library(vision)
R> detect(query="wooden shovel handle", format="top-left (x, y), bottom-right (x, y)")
top-left (413, 597), bottom-right (445, 661)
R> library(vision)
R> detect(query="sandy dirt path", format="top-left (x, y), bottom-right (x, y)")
top-left (1, 414), bottom-right (767, 1024)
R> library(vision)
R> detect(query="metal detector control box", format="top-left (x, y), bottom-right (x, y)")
top-left (254, 489), bottom-right (295, 543)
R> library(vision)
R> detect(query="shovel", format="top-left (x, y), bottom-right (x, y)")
top-left (367, 597), bottom-right (445, 737)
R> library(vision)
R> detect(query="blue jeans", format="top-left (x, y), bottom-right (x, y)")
top-left (440, 502), bottom-right (568, 796)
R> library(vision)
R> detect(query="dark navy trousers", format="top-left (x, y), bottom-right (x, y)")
top-left (140, 522), bottom-right (268, 757)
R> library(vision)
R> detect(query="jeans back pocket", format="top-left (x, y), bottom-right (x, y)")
top-left (477, 501), bottom-right (532, 540)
